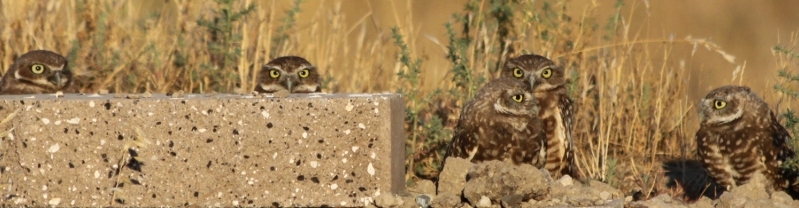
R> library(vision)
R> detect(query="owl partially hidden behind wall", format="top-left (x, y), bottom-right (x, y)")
top-left (0, 50), bottom-right (78, 94)
top-left (695, 85), bottom-right (798, 194)
top-left (444, 77), bottom-right (547, 167)
top-left (500, 54), bottom-right (577, 179)
top-left (255, 56), bottom-right (321, 94)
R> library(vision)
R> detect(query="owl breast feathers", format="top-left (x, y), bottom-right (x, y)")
top-left (0, 50), bottom-right (78, 94)
top-left (695, 85), bottom-right (797, 192)
top-left (444, 77), bottom-right (547, 167)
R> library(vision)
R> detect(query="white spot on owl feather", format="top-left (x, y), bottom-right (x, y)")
top-left (467, 142), bottom-right (479, 161)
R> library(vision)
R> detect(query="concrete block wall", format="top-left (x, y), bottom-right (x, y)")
top-left (0, 93), bottom-right (405, 207)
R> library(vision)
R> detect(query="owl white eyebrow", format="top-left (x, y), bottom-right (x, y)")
top-left (266, 65), bottom-right (282, 70)
top-left (49, 64), bottom-right (65, 71)
top-left (535, 65), bottom-right (555, 72)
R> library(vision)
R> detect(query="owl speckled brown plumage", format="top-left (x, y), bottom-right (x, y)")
top-left (254, 56), bottom-right (321, 93)
top-left (444, 77), bottom-right (547, 167)
top-left (696, 85), bottom-right (796, 192)
top-left (0, 50), bottom-right (78, 94)
top-left (500, 54), bottom-right (576, 179)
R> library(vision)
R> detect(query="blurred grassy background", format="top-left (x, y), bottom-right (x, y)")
top-left (1, 0), bottom-right (798, 200)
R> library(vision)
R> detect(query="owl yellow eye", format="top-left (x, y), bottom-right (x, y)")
top-left (512, 94), bottom-right (524, 103)
top-left (269, 69), bottom-right (280, 78)
top-left (512, 68), bottom-right (524, 78)
top-left (31, 64), bottom-right (45, 74)
top-left (541, 68), bottom-right (553, 78)
top-left (298, 69), bottom-right (310, 78)
top-left (714, 100), bottom-right (727, 109)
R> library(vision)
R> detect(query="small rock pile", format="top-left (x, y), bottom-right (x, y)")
top-left (368, 158), bottom-right (799, 207)
top-left (367, 157), bottom-right (625, 208)
top-left (630, 172), bottom-right (799, 208)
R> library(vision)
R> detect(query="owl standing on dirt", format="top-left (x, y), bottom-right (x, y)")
top-left (255, 56), bottom-right (321, 93)
top-left (501, 54), bottom-right (576, 179)
top-left (695, 85), bottom-right (797, 192)
top-left (444, 77), bottom-right (547, 167)
top-left (0, 50), bottom-right (78, 94)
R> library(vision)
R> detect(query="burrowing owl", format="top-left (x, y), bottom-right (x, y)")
top-left (444, 77), bottom-right (547, 167)
top-left (696, 85), bottom-right (796, 192)
top-left (501, 54), bottom-right (576, 178)
top-left (0, 50), bottom-right (78, 94)
top-left (255, 56), bottom-right (321, 93)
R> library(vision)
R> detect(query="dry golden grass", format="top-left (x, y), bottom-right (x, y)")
top-left (1, 0), bottom-right (797, 201)
top-left (0, 0), bottom-right (399, 94)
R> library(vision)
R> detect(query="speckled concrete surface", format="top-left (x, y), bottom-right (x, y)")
top-left (0, 93), bottom-right (405, 207)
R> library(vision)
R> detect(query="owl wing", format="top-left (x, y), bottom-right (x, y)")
top-left (560, 95), bottom-right (579, 178)
top-left (444, 113), bottom-right (479, 161)
top-left (769, 112), bottom-right (799, 191)
top-left (770, 112), bottom-right (796, 161)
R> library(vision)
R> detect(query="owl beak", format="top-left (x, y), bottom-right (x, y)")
top-left (49, 71), bottom-right (63, 87)
top-left (528, 76), bottom-right (536, 89)
top-left (286, 79), bottom-right (294, 92)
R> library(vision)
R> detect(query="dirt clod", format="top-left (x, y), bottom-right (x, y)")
top-left (437, 157), bottom-right (473, 196)
top-left (375, 194), bottom-right (401, 208)
top-left (690, 196), bottom-right (716, 208)
top-left (436, 158), bottom-right (627, 207)
top-left (408, 179), bottom-right (436, 195)
top-left (500, 194), bottom-right (523, 207)
top-left (431, 193), bottom-right (460, 208)
top-left (462, 161), bottom-right (551, 205)
top-left (475, 196), bottom-right (492, 207)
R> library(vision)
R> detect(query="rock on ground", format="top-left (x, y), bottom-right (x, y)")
top-left (431, 193), bottom-right (461, 208)
top-left (430, 158), bottom-right (799, 208)
top-left (374, 194), bottom-right (402, 208)
top-left (688, 196), bottom-right (716, 208)
top-left (462, 160), bottom-right (552, 206)
top-left (408, 179), bottom-right (437, 195)
top-left (433, 157), bottom-right (628, 208)
top-left (546, 178), bottom-right (624, 207)
top-left (629, 194), bottom-right (687, 208)
top-left (437, 157), bottom-right (474, 196)
top-left (716, 172), bottom-right (790, 208)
